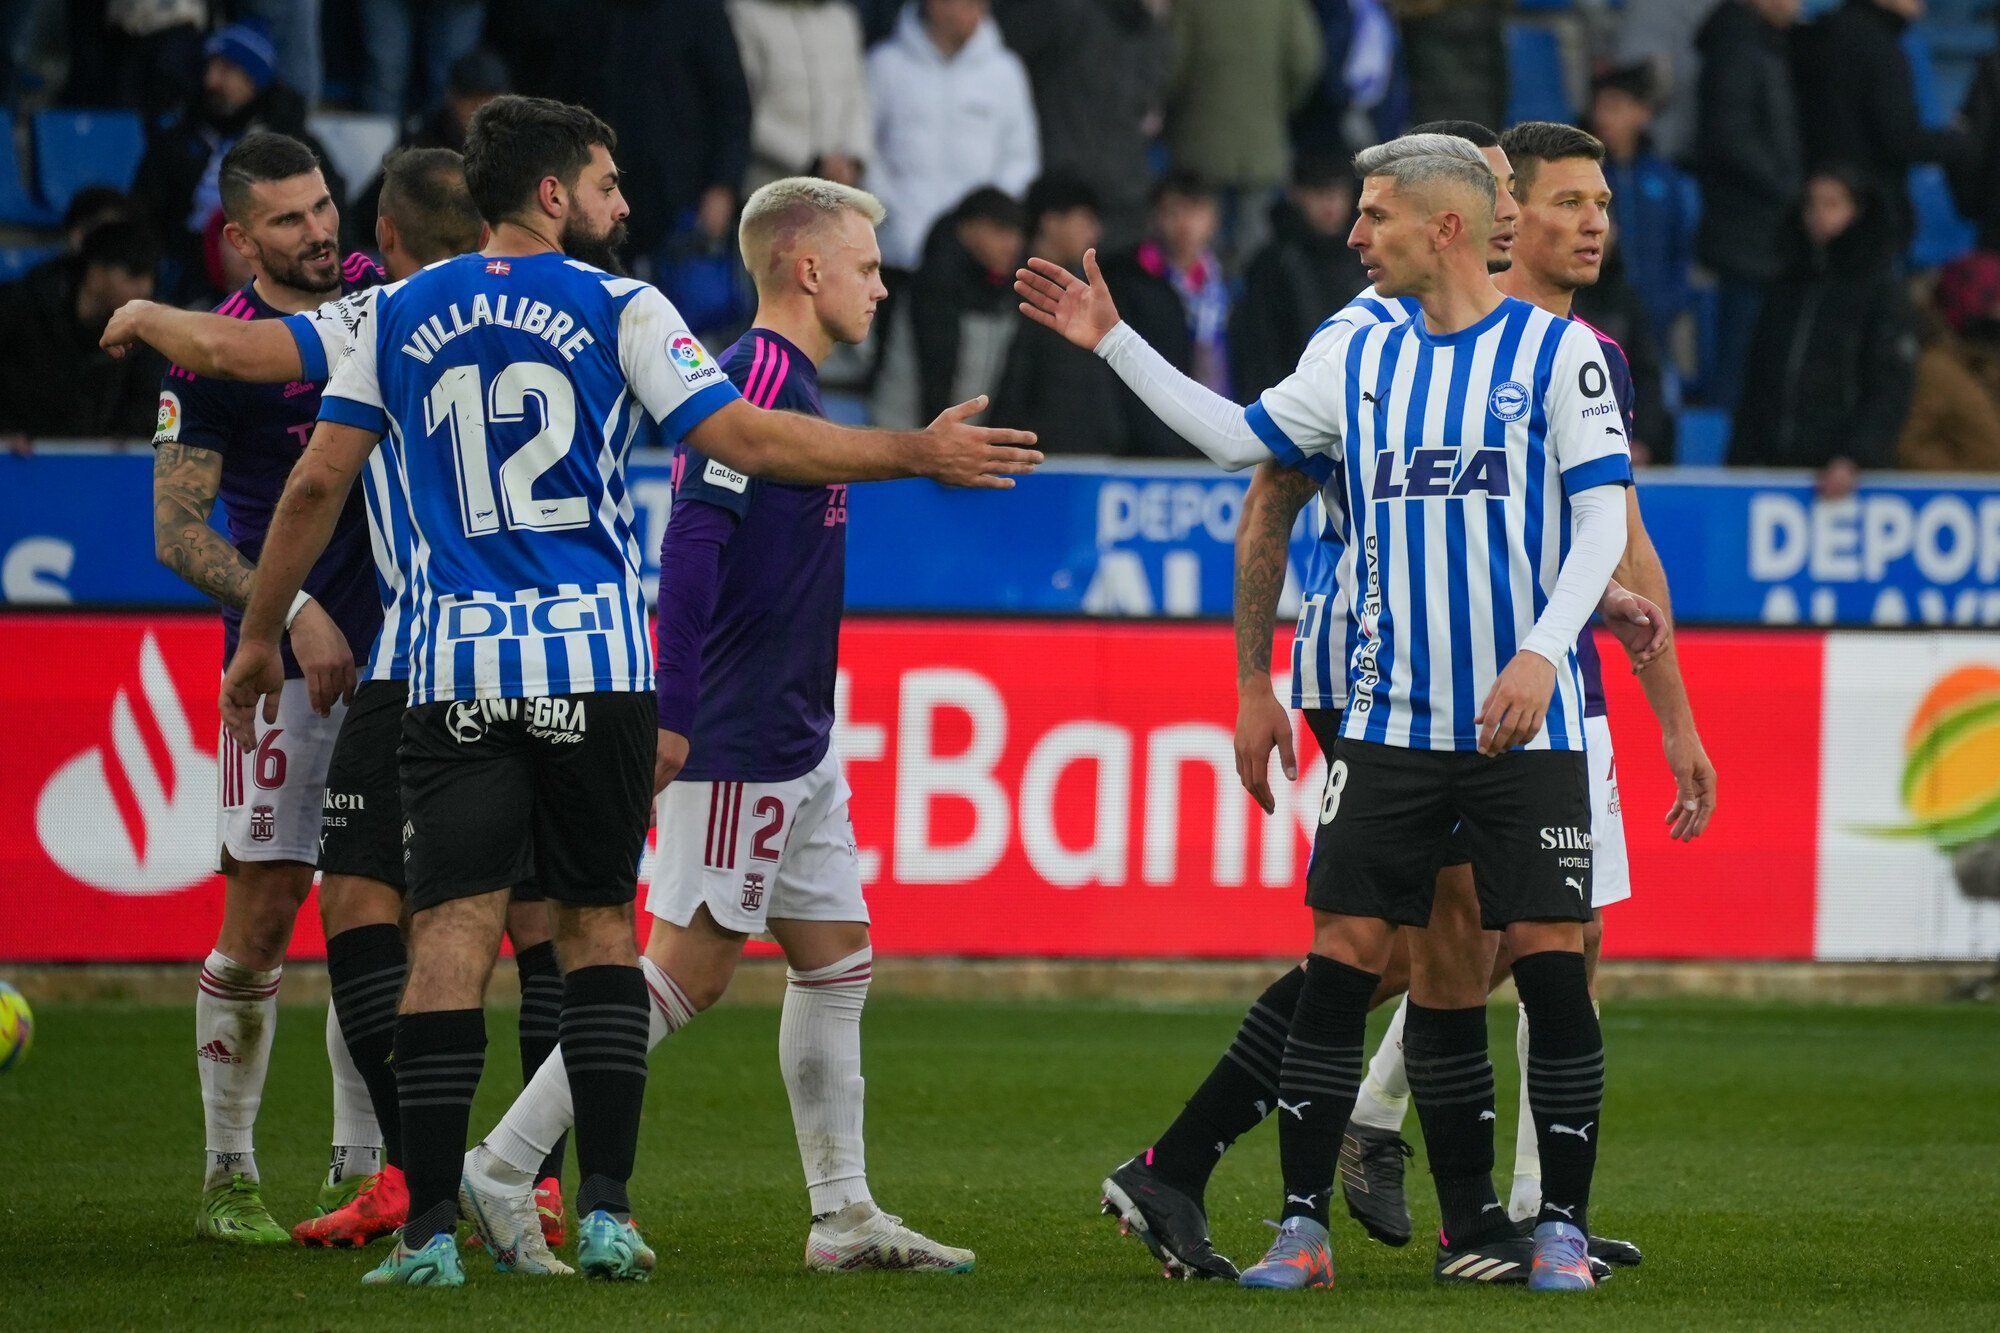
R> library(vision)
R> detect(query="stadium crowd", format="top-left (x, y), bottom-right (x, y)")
top-left (5, 0), bottom-right (2000, 487)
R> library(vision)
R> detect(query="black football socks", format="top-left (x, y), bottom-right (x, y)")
top-left (326, 923), bottom-right (407, 1168)
top-left (562, 964), bottom-right (650, 1222)
top-left (514, 940), bottom-right (570, 1184)
top-left (1405, 1000), bottom-right (1510, 1245)
top-left (1147, 964), bottom-right (1306, 1200)
top-left (1512, 950), bottom-right (1604, 1235)
top-left (394, 1007), bottom-right (486, 1243)
top-left (1276, 956), bottom-right (1377, 1224)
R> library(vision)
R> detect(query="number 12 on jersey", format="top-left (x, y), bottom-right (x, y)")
top-left (426, 361), bottom-right (588, 537)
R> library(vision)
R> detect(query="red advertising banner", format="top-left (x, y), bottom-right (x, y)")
top-left (0, 613), bottom-right (1822, 962)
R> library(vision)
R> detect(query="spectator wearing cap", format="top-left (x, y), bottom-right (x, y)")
top-left (867, 0), bottom-right (1040, 272)
top-left (345, 48), bottom-right (510, 250)
top-left (132, 20), bottom-right (344, 303)
top-left (729, 0), bottom-right (873, 192)
top-left (0, 221), bottom-right (164, 440)
top-left (993, 0), bottom-right (1170, 251)
top-left (992, 174), bottom-right (1190, 455)
top-left (1793, 0), bottom-right (1964, 253)
top-left (1162, 0), bottom-right (1322, 264)
top-left (358, 0), bottom-right (486, 119)
top-left (1729, 168), bottom-right (1917, 497)
top-left (1228, 156), bottom-right (1368, 400)
top-left (1692, 0), bottom-right (1805, 411)
top-left (872, 185), bottom-right (1027, 427)
top-left (1585, 62), bottom-right (1698, 363)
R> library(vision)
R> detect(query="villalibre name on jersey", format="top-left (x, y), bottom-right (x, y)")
top-left (398, 294), bottom-right (600, 364)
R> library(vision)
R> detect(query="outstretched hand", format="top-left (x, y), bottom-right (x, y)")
top-left (1014, 248), bottom-right (1122, 352)
top-left (919, 396), bottom-right (1043, 489)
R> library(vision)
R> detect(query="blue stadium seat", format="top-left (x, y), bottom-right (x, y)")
top-left (1506, 25), bottom-right (1573, 127)
top-left (1677, 408), bottom-right (1733, 468)
top-left (0, 119), bottom-right (56, 226)
top-left (0, 244), bottom-right (61, 283)
top-left (31, 109), bottom-right (145, 215)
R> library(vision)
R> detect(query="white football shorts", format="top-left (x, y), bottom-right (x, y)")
top-left (1585, 713), bottom-right (1631, 910)
top-left (217, 680), bottom-right (345, 866)
top-left (648, 745), bottom-right (868, 935)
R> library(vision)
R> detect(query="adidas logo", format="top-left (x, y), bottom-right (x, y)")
top-left (198, 1039), bottom-right (241, 1064)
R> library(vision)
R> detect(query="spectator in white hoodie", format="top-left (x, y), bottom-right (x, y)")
top-left (729, 0), bottom-right (874, 191)
top-left (866, 0), bottom-right (1040, 269)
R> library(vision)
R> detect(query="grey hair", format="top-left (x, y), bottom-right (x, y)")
top-left (1351, 147), bottom-right (1497, 216)
top-left (1352, 132), bottom-right (1488, 178)
top-left (738, 175), bottom-right (886, 278)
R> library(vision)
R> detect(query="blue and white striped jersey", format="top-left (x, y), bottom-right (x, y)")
top-left (320, 252), bottom-right (740, 704)
top-left (285, 281), bottom-right (420, 684)
top-left (1249, 296), bottom-right (1631, 753)
top-left (1288, 286), bottom-right (1417, 711)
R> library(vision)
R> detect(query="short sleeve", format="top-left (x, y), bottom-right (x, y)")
top-left (156, 368), bottom-right (233, 456)
top-left (318, 293), bottom-right (387, 436)
top-left (616, 284), bottom-right (742, 441)
top-left (1246, 352), bottom-right (1346, 482)
top-left (284, 289), bottom-right (373, 381)
top-left (672, 443), bottom-right (755, 520)
top-left (1546, 323), bottom-right (1633, 495)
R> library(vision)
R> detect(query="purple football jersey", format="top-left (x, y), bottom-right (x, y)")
top-left (155, 256), bottom-right (387, 676)
top-left (657, 328), bottom-right (848, 783)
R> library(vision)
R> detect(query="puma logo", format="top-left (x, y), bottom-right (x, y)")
top-left (1277, 1099), bottom-right (1312, 1120)
top-left (1566, 876), bottom-right (1586, 899)
top-left (1544, 1202), bottom-right (1576, 1219)
top-left (1479, 1110), bottom-right (1496, 1122)
top-left (1550, 1122), bottom-right (1594, 1142)
top-left (1360, 390), bottom-right (1381, 406)
top-left (1285, 1193), bottom-right (1320, 1209)
top-left (1604, 425), bottom-right (1624, 436)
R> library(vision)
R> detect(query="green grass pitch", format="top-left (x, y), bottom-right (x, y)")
top-left (2, 996), bottom-right (1996, 1329)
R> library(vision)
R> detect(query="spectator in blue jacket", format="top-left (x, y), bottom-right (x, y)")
top-left (1586, 63), bottom-right (1698, 359)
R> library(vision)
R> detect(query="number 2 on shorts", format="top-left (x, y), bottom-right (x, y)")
top-left (1319, 759), bottom-right (1349, 825)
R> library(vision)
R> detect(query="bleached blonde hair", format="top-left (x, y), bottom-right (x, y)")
top-left (738, 176), bottom-right (887, 288)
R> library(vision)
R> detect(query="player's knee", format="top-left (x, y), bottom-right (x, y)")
top-left (319, 874), bottom-right (401, 937)
top-left (678, 968), bottom-right (732, 1013)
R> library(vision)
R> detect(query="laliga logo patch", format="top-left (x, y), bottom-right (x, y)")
top-left (1488, 380), bottom-right (1529, 422)
top-left (667, 331), bottom-right (720, 388)
top-left (155, 391), bottom-right (182, 442)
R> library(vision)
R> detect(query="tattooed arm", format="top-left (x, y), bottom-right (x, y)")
top-left (152, 440), bottom-right (253, 609)
top-left (1234, 461), bottom-right (1319, 813)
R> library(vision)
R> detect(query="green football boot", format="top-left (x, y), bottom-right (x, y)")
top-left (195, 1173), bottom-right (290, 1245)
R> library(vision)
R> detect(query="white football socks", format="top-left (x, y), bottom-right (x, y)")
top-left (197, 950), bottom-right (281, 1188)
top-left (780, 947), bottom-right (874, 1217)
top-left (1348, 995), bottom-right (1412, 1132)
top-left (483, 955), bottom-right (695, 1181)
top-left (325, 1001), bottom-right (383, 1185)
